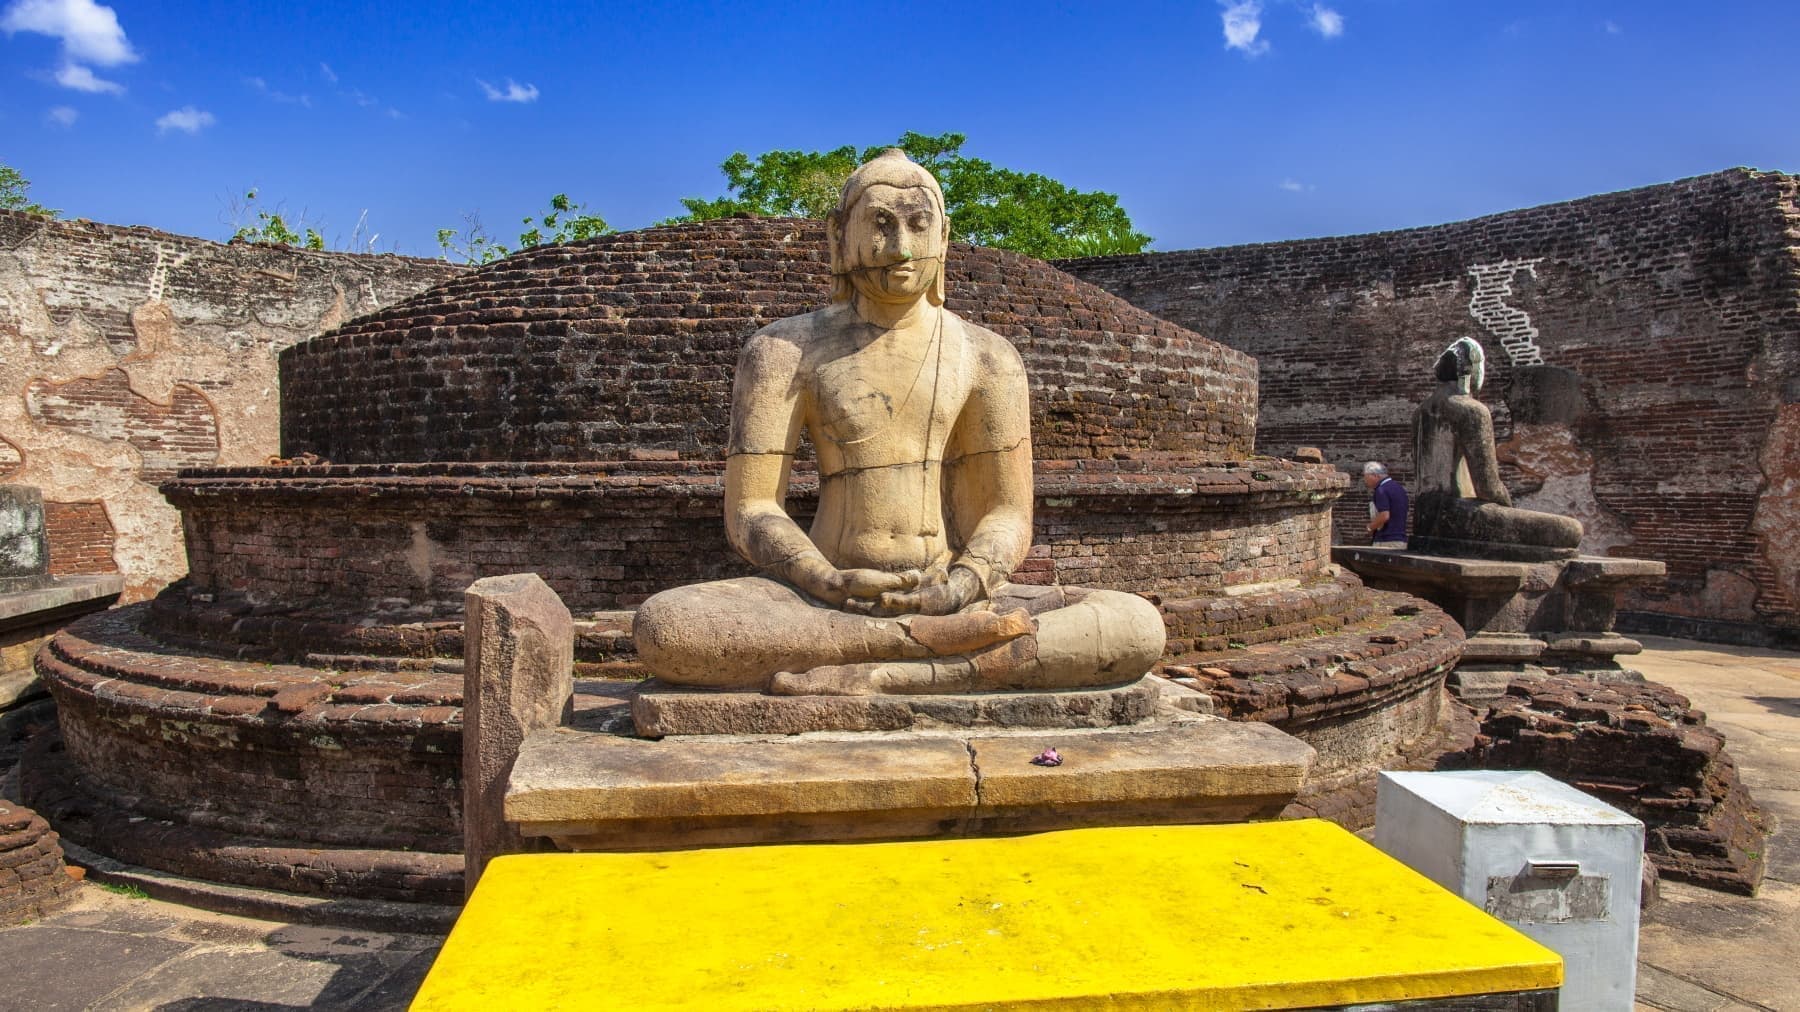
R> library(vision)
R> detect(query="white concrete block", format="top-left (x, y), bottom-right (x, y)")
top-left (1376, 770), bottom-right (1644, 1012)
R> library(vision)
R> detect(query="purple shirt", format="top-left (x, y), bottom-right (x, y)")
top-left (1372, 477), bottom-right (1408, 542)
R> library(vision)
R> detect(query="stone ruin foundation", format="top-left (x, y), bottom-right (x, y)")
top-left (1443, 676), bottom-right (1767, 894)
top-left (23, 219), bottom-right (1466, 908)
top-left (0, 799), bottom-right (78, 924)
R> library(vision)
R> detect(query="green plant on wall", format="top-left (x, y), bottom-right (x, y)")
top-left (517, 193), bottom-right (609, 248)
top-left (438, 193), bottom-right (613, 264)
top-left (436, 214), bottom-right (508, 265)
top-left (231, 189), bottom-right (324, 250)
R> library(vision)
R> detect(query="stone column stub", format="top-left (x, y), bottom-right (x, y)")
top-left (463, 572), bottom-right (573, 895)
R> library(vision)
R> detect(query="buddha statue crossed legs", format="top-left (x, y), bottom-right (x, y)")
top-left (633, 150), bottom-right (1164, 695)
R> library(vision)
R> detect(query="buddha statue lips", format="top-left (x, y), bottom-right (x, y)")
top-left (632, 149), bottom-right (1166, 696)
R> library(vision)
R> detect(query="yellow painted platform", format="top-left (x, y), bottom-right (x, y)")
top-left (413, 820), bottom-right (1561, 1011)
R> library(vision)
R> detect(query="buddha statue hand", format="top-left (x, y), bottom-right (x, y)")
top-left (781, 551), bottom-right (924, 613)
top-left (855, 564), bottom-right (982, 618)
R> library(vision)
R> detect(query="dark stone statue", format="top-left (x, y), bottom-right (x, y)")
top-left (1410, 337), bottom-right (1583, 561)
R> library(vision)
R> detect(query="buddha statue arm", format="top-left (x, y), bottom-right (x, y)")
top-left (1457, 398), bottom-right (1514, 506)
top-left (725, 329), bottom-right (915, 609)
top-left (945, 365), bottom-right (1034, 596)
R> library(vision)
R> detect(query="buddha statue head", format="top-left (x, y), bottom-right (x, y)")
top-left (827, 148), bottom-right (950, 308)
top-left (1434, 336), bottom-right (1487, 394)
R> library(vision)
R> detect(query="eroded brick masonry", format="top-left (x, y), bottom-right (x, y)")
top-left (0, 211), bottom-right (464, 599)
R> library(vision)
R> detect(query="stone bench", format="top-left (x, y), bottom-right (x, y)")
top-left (413, 820), bottom-right (1562, 1010)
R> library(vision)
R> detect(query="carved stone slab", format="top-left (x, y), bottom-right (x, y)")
top-left (629, 676), bottom-right (1161, 736)
top-left (505, 717), bottom-right (1316, 852)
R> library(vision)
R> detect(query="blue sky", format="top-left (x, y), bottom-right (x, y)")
top-left (4, 0), bottom-right (1798, 258)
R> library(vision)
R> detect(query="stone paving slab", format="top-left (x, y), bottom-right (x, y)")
top-left (0, 925), bottom-right (193, 1010)
top-left (0, 575), bottom-right (123, 625)
top-left (101, 947), bottom-right (397, 1009)
top-left (1635, 964), bottom-right (1757, 1012)
top-left (0, 888), bottom-right (441, 1010)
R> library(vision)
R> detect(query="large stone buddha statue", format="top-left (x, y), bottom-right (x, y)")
top-left (634, 150), bottom-right (1164, 696)
top-left (1410, 336), bottom-right (1583, 560)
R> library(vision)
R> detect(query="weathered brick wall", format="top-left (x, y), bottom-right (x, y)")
top-left (1063, 169), bottom-right (1800, 643)
top-left (0, 211), bottom-right (465, 600)
top-left (281, 219), bottom-right (1258, 466)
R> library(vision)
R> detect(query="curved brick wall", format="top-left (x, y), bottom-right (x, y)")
top-left (25, 604), bottom-right (464, 904)
top-left (279, 219), bottom-right (1257, 465)
top-left (161, 459), bottom-right (1342, 621)
top-left (1063, 169), bottom-right (1800, 646)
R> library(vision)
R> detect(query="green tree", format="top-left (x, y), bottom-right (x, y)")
top-left (439, 193), bottom-right (613, 264)
top-left (1, 159), bottom-right (58, 217)
top-left (670, 132), bottom-right (1150, 259)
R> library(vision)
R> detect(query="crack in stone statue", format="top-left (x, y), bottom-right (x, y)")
top-left (1411, 336), bottom-right (1584, 561)
top-left (634, 150), bottom-right (1165, 695)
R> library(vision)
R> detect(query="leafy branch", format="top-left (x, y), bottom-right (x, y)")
top-left (1, 159), bottom-right (58, 217)
top-left (668, 132), bottom-right (1151, 260)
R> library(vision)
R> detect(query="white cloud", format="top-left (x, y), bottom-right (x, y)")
top-left (1309, 4), bottom-right (1344, 39)
top-left (1604, 20), bottom-right (1623, 35)
top-left (1278, 178), bottom-right (1315, 193)
top-left (54, 60), bottom-right (119, 92)
top-left (1220, 2), bottom-right (1269, 56)
top-left (155, 105), bottom-right (214, 134)
top-left (46, 104), bottom-right (76, 126)
top-left (478, 77), bottom-right (539, 103)
top-left (246, 76), bottom-right (311, 106)
top-left (318, 61), bottom-right (337, 83)
top-left (0, 0), bottom-right (135, 64)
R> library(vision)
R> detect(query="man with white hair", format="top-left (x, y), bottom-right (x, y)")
top-left (1363, 461), bottom-right (1408, 549)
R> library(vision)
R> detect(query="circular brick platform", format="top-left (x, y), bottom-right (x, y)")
top-left (1168, 587), bottom-right (1472, 827)
top-left (156, 459), bottom-right (1346, 621)
top-left (0, 799), bottom-right (78, 924)
top-left (24, 604), bottom-right (463, 906)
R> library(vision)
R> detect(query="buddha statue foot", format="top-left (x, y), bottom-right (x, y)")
top-left (901, 608), bottom-right (1035, 655)
top-left (768, 635), bottom-right (1041, 697)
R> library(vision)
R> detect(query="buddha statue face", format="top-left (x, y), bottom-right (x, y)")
top-left (828, 149), bottom-right (950, 307)
top-left (841, 184), bottom-right (948, 304)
